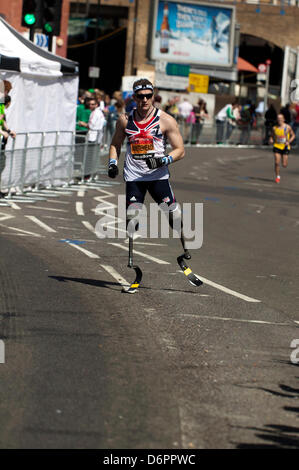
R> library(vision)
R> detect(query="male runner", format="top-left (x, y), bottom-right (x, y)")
top-left (269, 113), bottom-right (295, 183)
top-left (107, 78), bottom-right (201, 290)
top-left (108, 77), bottom-right (184, 231)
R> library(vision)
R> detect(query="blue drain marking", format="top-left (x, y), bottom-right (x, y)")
top-left (204, 197), bottom-right (220, 202)
top-left (59, 239), bottom-right (86, 245)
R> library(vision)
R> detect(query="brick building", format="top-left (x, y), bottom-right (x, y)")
top-left (1, 1), bottom-right (299, 96)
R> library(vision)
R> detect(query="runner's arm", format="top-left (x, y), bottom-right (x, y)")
top-left (287, 125), bottom-right (295, 145)
top-left (163, 113), bottom-right (185, 162)
top-left (269, 126), bottom-right (275, 144)
top-left (109, 114), bottom-right (127, 163)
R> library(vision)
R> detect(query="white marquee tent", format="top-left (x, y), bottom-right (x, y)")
top-left (0, 17), bottom-right (79, 188)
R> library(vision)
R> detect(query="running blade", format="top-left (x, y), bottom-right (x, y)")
top-left (122, 266), bottom-right (143, 294)
top-left (177, 255), bottom-right (203, 287)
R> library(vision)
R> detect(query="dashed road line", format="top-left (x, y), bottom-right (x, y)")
top-left (108, 242), bottom-right (170, 265)
top-left (76, 201), bottom-right (85, 216)
top-left (82, 220), bottom-right (95, 233)
top-left (25, 206), bottom-right (68, 212)
top-left (64, 241), bottom-right (99, 258)
top-left (180, 273), bottom-right (260, 303)
top-left (0, 224), bottom-right (43, 237)
top-left (100, 265), bottom-right (130, 289)
top-left (178, 313), bottom-right (290, 327)
top-left (25, 215), bottom-right (57, 233)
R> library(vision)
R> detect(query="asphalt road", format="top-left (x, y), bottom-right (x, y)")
top-left (0, 146), bottom-right (298, 449)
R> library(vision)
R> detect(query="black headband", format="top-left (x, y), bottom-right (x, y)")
top-left (133, 84), bottom-right (154, 93)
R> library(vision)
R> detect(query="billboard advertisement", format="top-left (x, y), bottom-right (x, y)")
top-left (150, 0), bottom-right (235, 67)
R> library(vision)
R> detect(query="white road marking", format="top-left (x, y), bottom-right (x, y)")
top-left (45, 200), bottom-right (70, 205)
top-left (0, 225), bottom-right (42, 237)
top-left (179, 313), bottom-right (290, 327)
top-left (6, 201), bottom-right (21, 210)
top-left (76, 201), bottom-right (85, 216)
top-left (78, 189), bottom-right (86, 197)
top-left (0, 212), bottom-right (15, 222)
top-left (124, 239), bottom-right (167, 246)
top-left (25, 206), bottom-right (68, 212)
top-left (64, 241), bottom-right (99, 258)
top-left (182, 273), bottom-right (261, 303)
top-left (42, 215), bottom-right (73, 221)
top-left (82, 220), bottom-right (95, 233)
top-left (25, 215), bottom-right (57, 233)
top-left (0, 232), bottom-right (33, 237)
top-left (58, 226), bottom-right (85, 231)
top-left (108, 242), bottom-right (170, 265)
top-left (100, 264), bottom-right (130, 289)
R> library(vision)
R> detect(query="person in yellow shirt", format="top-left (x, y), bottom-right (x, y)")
top-left (269, 113), bottom-right (295, 183)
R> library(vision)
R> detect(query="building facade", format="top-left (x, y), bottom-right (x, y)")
top-left (1, 1), bottom-right (299, 97)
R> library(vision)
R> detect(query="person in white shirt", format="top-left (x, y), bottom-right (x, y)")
top-left (215, 101), bottom-right (239, 144)
top-left (178, 98), bottom-right (193, 119)
top-left (87, 98), bottom-right (106, 144)
top-left (78, 98), bottom-right (106, 179)
top-left (178, 98), bottom-right (193, 143)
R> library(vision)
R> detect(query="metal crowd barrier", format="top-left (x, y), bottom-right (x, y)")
top-left (0, 122), bottom-right (297, 202)
top-left (177, 118), bottom-right (267, 147)
top-left (0, 130), bottom-right (109, 201)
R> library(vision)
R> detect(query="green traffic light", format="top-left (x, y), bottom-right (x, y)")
top-left (24, 13), bottom-right (36, 26)
top-left (44, 23), bottom-right (53, 33)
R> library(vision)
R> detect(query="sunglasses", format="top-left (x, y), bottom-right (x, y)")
top-left (135, 93), bottom-right (153, 100)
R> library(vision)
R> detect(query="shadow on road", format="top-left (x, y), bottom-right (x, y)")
top-left (49, 275), bottom-right (121, 291)
top-left (49, 275), bottom-right (203, 296)
top-left (233, 364), bottom-right (299, 448)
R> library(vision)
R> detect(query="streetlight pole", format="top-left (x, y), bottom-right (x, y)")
top-left (91, 0), bottom-right (100, 89)
top-left (263, 59), bottom-right (271, 116)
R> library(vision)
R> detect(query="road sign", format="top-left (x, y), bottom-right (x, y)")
top-left (258, 63), bottom-right (267, 73)
top-left (188, 73), bottom-right (209, 93)
top-left (166, 63), bottom-right (190, 77)
top-left (35, 33), bottom-right (49, 49)
top-left (88, 67), bottom-right (100, 79)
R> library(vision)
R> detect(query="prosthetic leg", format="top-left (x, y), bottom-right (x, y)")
top-left (122, 206), bottom-right (143, 294)
top-left (168, 205), bottom-right (203, 287)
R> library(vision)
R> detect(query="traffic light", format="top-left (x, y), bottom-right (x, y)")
top-left (21, 0), bottom-right (42, 28)
top-left (42, 0), bottom-right (62, 36)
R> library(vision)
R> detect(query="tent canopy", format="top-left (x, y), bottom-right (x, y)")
top-left (237, 57), bottom-right (258, 73)
top-left (0, 17), bottom-right (78, 77)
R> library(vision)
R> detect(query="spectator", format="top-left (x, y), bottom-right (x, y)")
top-left (263, 104), bottom-right (277, 145)
top-left (78, 98), bottom-right (106, 179)
top-left (106, 99), bottom-right (125, 141)
top-left (94, 89), bottom-right (105, 111)
top-left (154, 94), bottom-right (162, 109)
top-left (111, 90), bottom-right (122, 106)
top-left (239, 101), bottom-right (252, 145)
top-left (215, 101), bottom-right (239, 144)
top-left (280, 103), bottom-right (291, 124)
top-left (178, 97), bottom-right (193, 120)
top-left (125, 95), bottom-right (136, 113)
top-left (76, 96), bottom-right (91, 134)
top-left (87, 98), bottom-right (106, 144)
top-left (191, 99), bottom-right (209, 145)
top-left (293, 101), bottom-right (299, 146)
top-left (0, 87), bottom-right (16, 198)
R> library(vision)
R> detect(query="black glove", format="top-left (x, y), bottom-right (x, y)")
top-left (145, 155), bottom-right (173, 170)
top-left (108, 160), bottom-right (119, 178)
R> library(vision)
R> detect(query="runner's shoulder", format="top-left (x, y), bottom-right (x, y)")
top-left (159, 109), bottom-right (179, 129)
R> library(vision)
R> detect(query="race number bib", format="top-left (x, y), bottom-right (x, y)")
top-left (277, 136), bottom-right (286, 144)
top-left (130, 136), bottom-right (155, 156)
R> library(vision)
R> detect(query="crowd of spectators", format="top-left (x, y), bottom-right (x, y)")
top-left (76, 87), bottom-right (299, 147)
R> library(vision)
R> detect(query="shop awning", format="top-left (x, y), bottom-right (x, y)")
top-left (237, 57), bottom-right (258, 73)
